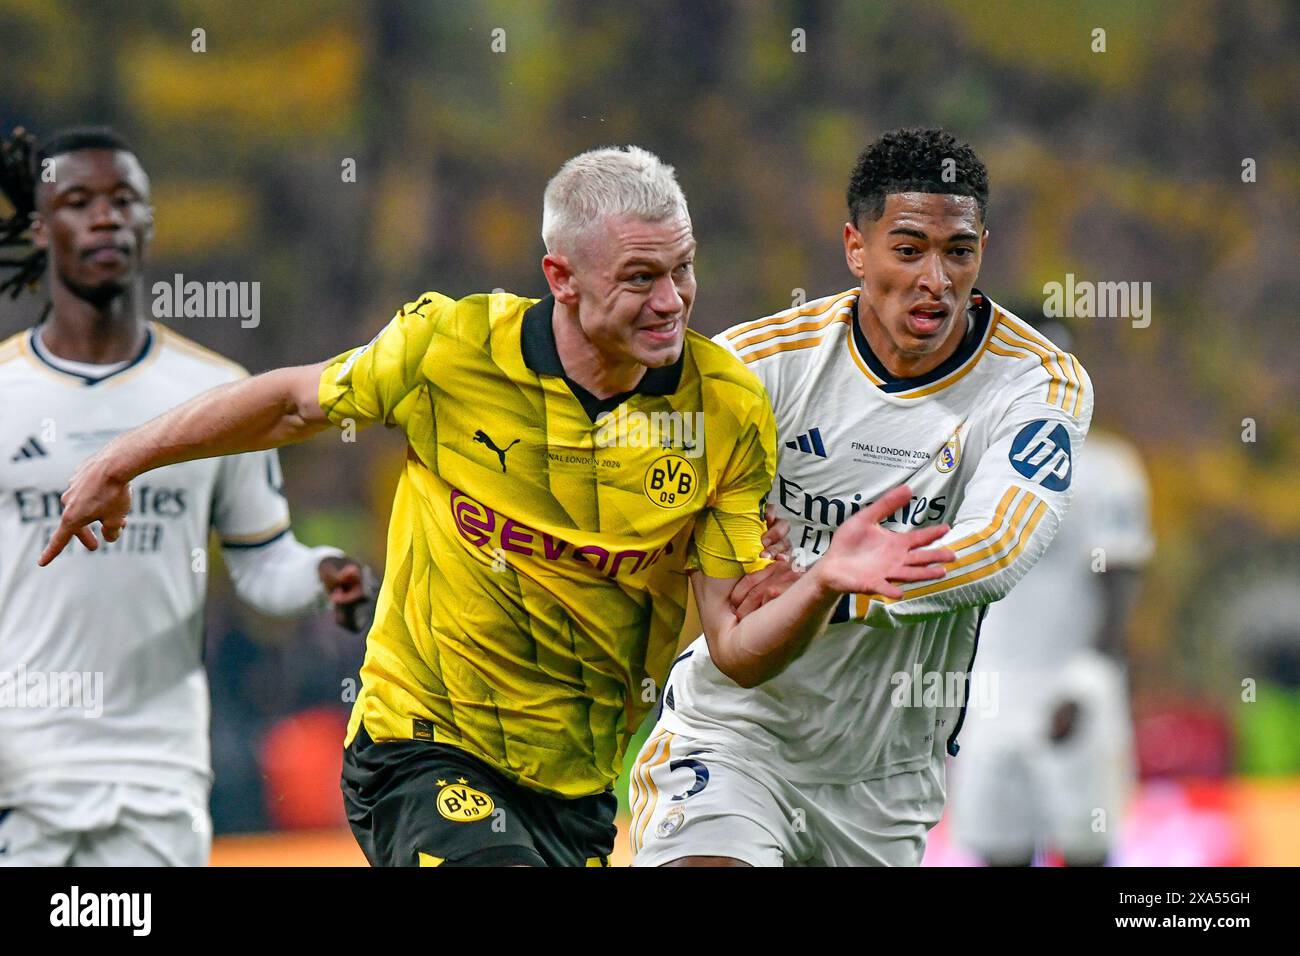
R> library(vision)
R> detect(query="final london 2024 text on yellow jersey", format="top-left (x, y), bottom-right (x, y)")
top-left (318, 291), bottom-right (776, 798)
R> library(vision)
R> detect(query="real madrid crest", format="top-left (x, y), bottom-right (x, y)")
top-left (936, 432), bottom-right (961, 474)
top-left (656, 805), bottom-right (686, 839)
top-left (436, 778), bottom-right (494, 822)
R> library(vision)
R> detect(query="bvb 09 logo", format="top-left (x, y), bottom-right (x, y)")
top-left (644, 454), bottom-right (698, 510)
top-left (437, 781), bottom-right (494, 822)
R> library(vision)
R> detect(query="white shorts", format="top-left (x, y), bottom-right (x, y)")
top-left (629, 728), bottom-right (945, 867)
top-left (0, 782), bottom-right (211, 867)
top-left (947, 654), bottom-right (1135, 861)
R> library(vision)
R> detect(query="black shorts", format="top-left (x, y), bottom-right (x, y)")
top-left (341, 725), bottom-right (617, 867)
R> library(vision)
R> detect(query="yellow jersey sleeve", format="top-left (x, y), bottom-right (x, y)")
top-left (688, 393), bottom-right (778, 579)
top-left (318, 292), bottom-right (452, 428)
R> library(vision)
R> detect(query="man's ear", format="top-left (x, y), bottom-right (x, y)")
top-left (542, 252), bottom-right (579, 306)
top-left (980, 228), bottom-right (989, 254)
top-left (843, 221), bottom-right (865, 280)
top-left (30, 211), bottom-right (47, 251)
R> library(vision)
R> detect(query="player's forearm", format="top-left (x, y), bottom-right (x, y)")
top-left (100, 363), bottom-right (331, 483)
top-left (223, 531), bottom-right (343, 619)
top-left (860, 556), bottom-right (1028, 628)
top-left (709, 567), bottom-right (841, 688)
top-left (861, 493), bottom-right (1062, 628)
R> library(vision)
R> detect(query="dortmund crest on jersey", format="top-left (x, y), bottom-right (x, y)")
top-left (643, 454), bottom-right (698, 510)
top-left (436, 778), bottom-right (494, 822)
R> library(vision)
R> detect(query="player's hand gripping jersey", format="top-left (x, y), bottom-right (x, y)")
top-left (654, 289), bottom-right (1093, 785)
top-left (318, 292), bottom-right (776, 798)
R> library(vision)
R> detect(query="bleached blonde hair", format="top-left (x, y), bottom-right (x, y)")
top-left (541, 145), bottom-right (690, 258)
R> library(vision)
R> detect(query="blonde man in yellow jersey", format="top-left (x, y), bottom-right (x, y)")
top-left (40, 146), bottom-right (954, 867)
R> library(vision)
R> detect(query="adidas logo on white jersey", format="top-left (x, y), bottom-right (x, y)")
top-left (784, 427), bottom-right (827, 458)
top-left (10, 436), bottom-right (48, 462)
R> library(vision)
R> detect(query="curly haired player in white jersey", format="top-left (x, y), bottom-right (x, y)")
top-left (630, 128), bottom-right (1094, 866)
top-left (0, 127), bottom-right (370, 866)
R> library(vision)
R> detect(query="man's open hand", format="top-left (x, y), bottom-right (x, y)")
top-left (319, 556), bottom-right (377, 633)
top-left (38, 452), bottom-right (131, 566)
top-left (808, 484), bottom-right (955, 600)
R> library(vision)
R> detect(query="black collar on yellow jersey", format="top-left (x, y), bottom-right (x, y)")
top-left (850, 290), bottom-right (992, 394)
top-left (521, 295), bottom-right (685, 422)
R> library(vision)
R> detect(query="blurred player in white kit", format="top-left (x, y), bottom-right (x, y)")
top-left (0, 127), bottom-right (370, 865)
top-left (947, 313), bottom-right (1153, 867)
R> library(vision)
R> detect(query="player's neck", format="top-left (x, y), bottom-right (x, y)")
top-left (858, 299), bottom-right (968, 380)
top-left (40, 281), bottom-right (149, 365)
top-left (551, 302), bottom-right (646, 399)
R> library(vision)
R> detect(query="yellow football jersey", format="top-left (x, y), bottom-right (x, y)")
top-left (319, 291), bottom-right (776, 798)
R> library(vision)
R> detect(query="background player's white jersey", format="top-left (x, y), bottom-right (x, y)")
top-left (658, 289), bottom-right (1093, 785)
top-left (0, 324), bottom-right (294, 805)
top-left (947, 432), bottom-right (1153, 859)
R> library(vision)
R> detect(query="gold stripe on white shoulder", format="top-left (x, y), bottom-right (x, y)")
top-left (0, 329), bottom-right (27, 364)
top-left (740, 327), bottom-right (846, 365)
top-left (990, 315), bottom-right (1077, 412)
top-left (998, 311), bottom-right (1079, 391)
top-left (154, 324), bottom-right (249, 378)
top-left (725, 289), bottom-right (857, 343)
top-left (730, 306), bottom-right (852, 354)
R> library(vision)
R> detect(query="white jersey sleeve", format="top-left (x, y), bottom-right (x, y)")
top-left (210, 447), bottom-right (331, 616)
top-left (221, 529), bottom-right (342, 618)
top-left (211, 447), bottom-right (291, 547)
top-left (859, 357), bottom-right (1094, 626)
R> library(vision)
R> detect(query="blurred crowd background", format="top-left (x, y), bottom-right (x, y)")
top-left (2, 0), bottom-right (1297, 863)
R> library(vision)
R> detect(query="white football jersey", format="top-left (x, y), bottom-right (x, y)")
top-left (659, 288), bottom-right (1093, 784)
top-left (968, 431), bottom-right (1154, 715)
top-left (0, 324), bottom-right (291, 802)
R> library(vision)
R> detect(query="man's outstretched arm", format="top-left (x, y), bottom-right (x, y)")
top-left (39, 361), bottom-right (331, 565)
top-left (692, 485), bottom-right (955, 688)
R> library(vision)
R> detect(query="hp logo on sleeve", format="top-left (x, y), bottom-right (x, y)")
top-left (1009, 420), bottom-right (1073, 490)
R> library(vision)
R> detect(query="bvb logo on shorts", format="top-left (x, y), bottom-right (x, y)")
top-left (436, 779), bottom-right (495, 822)
top-left (643, 454), bottom-right (697, 510)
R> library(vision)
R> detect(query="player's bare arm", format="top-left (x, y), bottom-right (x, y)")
top-left (38, 360), bottom-right (332, 565)
top-left (693, 484), bottom-right (954, 687)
